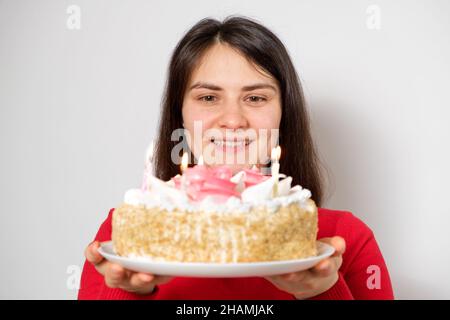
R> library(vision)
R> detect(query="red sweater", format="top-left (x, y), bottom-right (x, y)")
top-left (78, 207), bottom-right (394, 300)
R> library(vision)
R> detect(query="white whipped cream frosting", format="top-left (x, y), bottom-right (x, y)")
top-left (124, 171), bottom-right (313, 213)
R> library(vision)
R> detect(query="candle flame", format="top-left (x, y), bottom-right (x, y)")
top-left (181, 152), bottom-right (189, 173)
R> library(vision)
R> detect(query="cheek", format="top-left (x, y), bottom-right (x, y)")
top-left (182, 103), bottom-right (216, 132)
top-left (182, 103), bottom-right (218, 157)
top-left (246, 106), bottom-right (281, 157)
top-left (247, 105), bottom-right (282, 130)
top-left (258, 114), bottom-right (280, 130)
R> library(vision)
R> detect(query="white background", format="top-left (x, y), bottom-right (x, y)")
top-left (1, 0), bottom-right (449, 299)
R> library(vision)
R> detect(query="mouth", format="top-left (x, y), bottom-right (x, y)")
top-left (210, 137), bottom-right (253, 151)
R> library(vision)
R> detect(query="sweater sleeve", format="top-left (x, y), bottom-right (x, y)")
top-left (77, 208), bottom-right (160, 300)
top-left (307, 211), bottom-right (394, 300)
top-left (339, 213), bottom-right (394, 299)
top-left (319, 212), bottom-right (394, 300)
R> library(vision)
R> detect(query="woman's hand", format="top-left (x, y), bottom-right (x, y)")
top-left (265, 236), bottom-right (346, 300)
top-left (85, 241), bottom-right (173, 295)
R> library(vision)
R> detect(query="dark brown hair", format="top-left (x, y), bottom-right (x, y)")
top-left (154, 16), bottom-right (325, 206)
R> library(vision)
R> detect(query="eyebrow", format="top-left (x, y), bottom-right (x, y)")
top-left (188, 82), bottom-right (277, 92)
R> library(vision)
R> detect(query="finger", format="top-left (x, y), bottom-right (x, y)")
top-left (311, 258), bottom-right (334, 277)
top-left (129, 273), bottom-right (155, 289)
top-left (266, 271), bottom-right (315, 295)
top-left (280, 271), bottom-right (308, 282)
top-left (264, 275), bottom-right (287, 292)
top-left (318, 237), bottom-right (346, 256)
top-left (93, 260), bottom-right (110, 276)
top-left (312, 253), bottom-right (344, 277)
top-left (330, 236), bottom-right (346, 256)
top-left (266, 270), bottom-right (307, 286)
top-left (104, 263), bottom-right (126, 288)
top-left (333, 254), bottom-right (343, 270)
top-left (264, 275), bottom-right (282, 287)
top-left (85, 241), bottom-right (104, 265)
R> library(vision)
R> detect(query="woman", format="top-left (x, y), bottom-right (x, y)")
top-left (78, 16), bottom-right (394, 300)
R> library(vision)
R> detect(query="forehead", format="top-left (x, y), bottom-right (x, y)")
top-left (188, 43), bottom-right (277, 88)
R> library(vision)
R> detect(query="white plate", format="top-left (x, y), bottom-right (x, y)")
top-left (98, 241), bottom-right (335, 278)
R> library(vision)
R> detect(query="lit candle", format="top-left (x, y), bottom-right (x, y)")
top-left (141, 140), bottom-right (154, 191)
top-left (180, 152), bottom-right (189, 192)
top-left (271, 146), bottom-right (281, 197)
top-left (198, 155), bottom-right (204, 166)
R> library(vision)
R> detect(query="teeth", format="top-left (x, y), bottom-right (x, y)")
top-left (212, 140), bottom-right (250, 147)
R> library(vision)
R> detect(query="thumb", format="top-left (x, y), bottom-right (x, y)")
top-left (319, 236), bottom-right (346, 256)
top-left (85, 241), bottom-right (104, 265)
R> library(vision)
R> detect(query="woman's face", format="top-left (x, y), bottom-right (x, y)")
top-left (182, 43), bottom-right (282, 174)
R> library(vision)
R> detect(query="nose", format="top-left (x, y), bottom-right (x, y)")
top-left (217, 103), bottom-right (249, 130)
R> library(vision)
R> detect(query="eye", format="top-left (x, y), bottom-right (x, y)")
top-left (246, 96), bottom-right (267, 103)
top-left (199, 95), bottom-right (217, 103)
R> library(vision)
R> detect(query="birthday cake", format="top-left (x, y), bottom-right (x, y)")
top-left (112, 162), bottom-right (318, 263)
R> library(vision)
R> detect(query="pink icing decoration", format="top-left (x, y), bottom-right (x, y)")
top-left (211, 165), bottom-right (233, 180)
top-left (171, 165), bottom-right (270, 203)
top-left (242, 167), bottom-right (270, 187)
